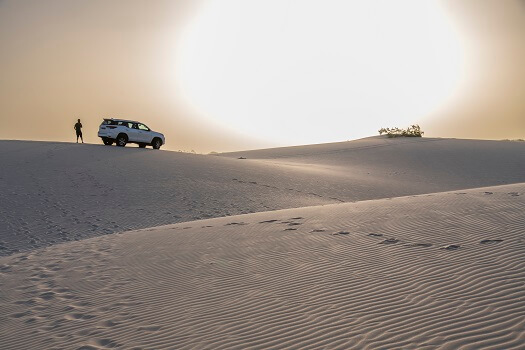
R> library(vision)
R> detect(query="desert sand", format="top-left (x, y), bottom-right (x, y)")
top-left (0, 137), bottom-right (524, 349)
top-left (1, 137), bottom-right (524, 256)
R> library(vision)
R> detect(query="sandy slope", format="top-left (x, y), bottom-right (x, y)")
top-left (221, 136), bottom-right (525, 192)
top-left (0, 183), bottom-right (523, 349)
top-left (1, 137), bottom-right (525, 256)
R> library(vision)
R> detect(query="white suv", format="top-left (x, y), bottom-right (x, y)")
top-left (98, 118), bottom-right (165, 149)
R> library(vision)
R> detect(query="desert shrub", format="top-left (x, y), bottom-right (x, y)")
top-left (378, 124), bottom-right (424, 138)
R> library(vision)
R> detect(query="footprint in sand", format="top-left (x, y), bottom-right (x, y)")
top-left (14, 299), bottom-right (37, 306)
top-left (332, 231), bottom-right (350, 236)
top-left (259, 219), bottom-right (278, 224)
top-left (225, 222), bottom-right (248, 226)
top-left (284, 228), bottom-right (297, 231)
top-left (9, 311), bottom-right (31, 318)
top-left (89, 338), bottom-right (122, 348)
top-left (480, 239), bottom-right (503, 244)
top-left (65, 312), bottom-right (96, 320)
top-left (380, 238), bottom-right (399, 244)
top-left (310, 229), bottom-right (326, 232)
top-left (76, 345), bottom-right (99, 350)
top-left (405, 243), bottom-right (433, 248)
top-left (508, 192), bottom-right (520, 197)
top-left (38, 291), bottom-right (56, 300)
top-left (484, 191), bottom-right (493, 195)
top-left (0, 264), bottom-right (12, 272)
top-left (440, 244), bottom-right (461, 250)
top-left (287, 222), bottom-right (302, 226)
top-left (368, 233), bottom-right (383, 237)
top-left (290, 217), bottom-right (303, 220)
top-left (72, 301), bottom-right (92, 308)
top-left (97, 319), bottom-right (119, 328)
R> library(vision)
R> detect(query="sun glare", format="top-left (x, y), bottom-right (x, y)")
top-left (176, 0), bottom-right (464, 145)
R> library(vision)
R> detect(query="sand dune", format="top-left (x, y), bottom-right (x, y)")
top-left (1, 137), bottom-right (524, 256)
top-left (221, 136), bottom-right (525, 191)
top-left (1, 137), bottom-right (524, 349)
top-left (0, 183), bottom-right (523, 349)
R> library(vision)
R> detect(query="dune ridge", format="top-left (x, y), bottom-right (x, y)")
top-left (0, 183), bottom-right (523, 349)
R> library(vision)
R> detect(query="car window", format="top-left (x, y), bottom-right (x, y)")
top-left (117, 121), bottom-right (131, 128)
top-left (132, 123), bottom-right (139, 129)
top-left (138, 124), bottom-right (150, 131)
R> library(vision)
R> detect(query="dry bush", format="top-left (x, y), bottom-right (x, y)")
top-left (378, 124), bottom-right (424, 138)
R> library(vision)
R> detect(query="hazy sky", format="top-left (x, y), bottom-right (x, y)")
top-left (1, 0), bottom-right (524, 152)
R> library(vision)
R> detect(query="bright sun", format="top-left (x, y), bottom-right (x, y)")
top-left (176, 0), bottom-right (465, 145)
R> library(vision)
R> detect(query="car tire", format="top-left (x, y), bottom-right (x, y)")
top-left (102, 138), bottom-right (113, 146)
top-left (138, 143), bottom-right (146, 148)
top-left (116, 134), bottom-right (128, 147)
top-left (152, 138), bottom-right (162, 150)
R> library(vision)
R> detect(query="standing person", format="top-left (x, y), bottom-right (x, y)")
top-left (74, 119), bottom-right (83, 143)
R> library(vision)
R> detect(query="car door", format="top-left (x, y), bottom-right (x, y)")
top-left (127, 123), bottom-right (141, 142)
top-left (114, 121), bottom-right (134, 141)
top-left (137, 123), bottom-right (152, 143)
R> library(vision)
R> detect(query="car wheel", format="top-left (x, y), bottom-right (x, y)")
top-left (102, 138), bottom-right (113, 146)
top-left (138, 143), bottom-right (146, 148)
top-left (152, 138), bottom-right (162, 150)
top-left (116, 134), bottom-right (127, 147)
